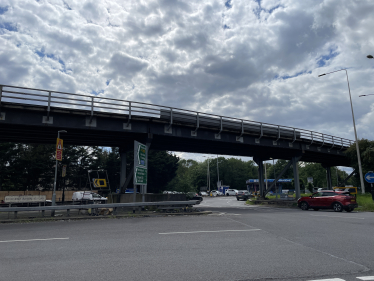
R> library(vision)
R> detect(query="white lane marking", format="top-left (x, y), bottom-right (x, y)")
top-left (0, 238), bottom-right (69, 243)
top-left (159, 229), bottom-right (260, 235)
top-left (357, 277), bottom-right (374, 280)
top-left (310, 214), bottom-right (364, 220)
top-left (309, 278), bottom-right (345, 281)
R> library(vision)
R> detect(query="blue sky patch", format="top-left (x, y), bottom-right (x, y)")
top-left (91, 90), bottom-right (104, 95)
top-left (280, 70), bottom-right (311, 80)
top-left (106, 79), bottom-right (111, 86)
top-left (0, 22), bottom-right (17, 32)
top-left (223, 24), bottom-right (230, 30)
top-left (317, 49), bottom-right (339, 67)
top-left (225, 0), bottom-right (232, 9)
top-left (35, 49), bottom-right (67, 72)
top-left (0, 6), bottom-right (8, 15)
top-left (253, 0), bottom-right (282, 19)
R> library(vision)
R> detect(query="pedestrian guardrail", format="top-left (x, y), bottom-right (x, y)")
top-left (0, 84), bottom-right (354, 148)
top-left (0, 200), bottom-right (200, 219)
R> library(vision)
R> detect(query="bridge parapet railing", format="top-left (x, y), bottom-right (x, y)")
top-left (0, 85), bottom-right (353, 149)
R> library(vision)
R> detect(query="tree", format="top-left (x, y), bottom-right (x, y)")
top-left (345, 139), bottom-right (374, 191)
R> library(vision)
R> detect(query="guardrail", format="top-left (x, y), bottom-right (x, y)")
top-left (0, 200), bottom-right (200, 219)
top-left (0, 84), bottom-right (354, 149)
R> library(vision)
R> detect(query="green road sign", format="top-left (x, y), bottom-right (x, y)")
top-left (134, 140), bottom-right (148, 186)
top-left (137, 143), bottom-right (147, 167)
top-left (135, 167), bottom-right (147, 185)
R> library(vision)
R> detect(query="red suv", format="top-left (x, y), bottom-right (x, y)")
top-left (297, 190), bottom-right (358, 212)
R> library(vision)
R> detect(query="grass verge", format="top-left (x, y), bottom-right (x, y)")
top-left (356, 193), bottom-right (374, 212)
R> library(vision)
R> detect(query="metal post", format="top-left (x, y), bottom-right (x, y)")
top-left (319, 69), bottom-right (365, 194)
top-left (52, 130), bottom-right (67, 216)
top-left (345, 70), bottom-right (365, 194)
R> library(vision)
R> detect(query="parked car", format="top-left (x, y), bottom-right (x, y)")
top-left (225, 189), bottom-right (238, 196)
top-left (236, 190), bottom-right (251, 201)
top-left (72, 191), bottom-right (107, 204)
top-left (297, 191), bottom-right (358, 212)
top-left (200, 192), bottom-right (209, 196)
top-left (186, 192), bottom-right (203, 202)
top-left (210, 190), bottom-right (222, 197)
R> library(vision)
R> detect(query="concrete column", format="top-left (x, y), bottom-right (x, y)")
top-left (258, 161), bottom-right (264, 198)
top-left (292, 157), bottom-right (301, 199)
top-left (119, 148), bottom-right (127, 192)
top-left (326, 166), bottom-right (332, 190)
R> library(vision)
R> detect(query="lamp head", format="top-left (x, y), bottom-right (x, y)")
top-left (318, 73), bottom-right (326, 77)
top-left (367, 55), bottom-right (373, 59)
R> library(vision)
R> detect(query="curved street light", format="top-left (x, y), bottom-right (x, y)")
top-left (318, 69), bottom-right (366, 194)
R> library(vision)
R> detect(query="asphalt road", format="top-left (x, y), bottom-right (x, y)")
top-left (1, 196), bottom-right (373, 281)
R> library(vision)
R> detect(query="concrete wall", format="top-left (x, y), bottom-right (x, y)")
top-left (0, 190), bottom-right (98, 202)
top-left (108, 193), bottom-right (187, 203)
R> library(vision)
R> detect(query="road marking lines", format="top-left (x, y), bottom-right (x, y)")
top-left (0, 238), bottom-right (69, 243)
top-left (309, 278), bottom-right (345, 281)
top-left (159, 229), bottom-right (260, 235)
top-left (308, 276), bottom-right (374, 281)
top-left (310, 214), bottom-right (365, 220)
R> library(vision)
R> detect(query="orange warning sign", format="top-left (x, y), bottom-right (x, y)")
top-left (56, 138), bottom-right (63, 161)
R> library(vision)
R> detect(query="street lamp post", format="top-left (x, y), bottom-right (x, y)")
top-left (52, 130), bottom-right (67, 213)
top-left (318, 69), bottom-right (366, 194)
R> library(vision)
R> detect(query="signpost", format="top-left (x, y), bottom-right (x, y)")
top-left (134, 141), bottom-right (148, 211)
top-left (52, 130), bottom-right (67, 216)
top-left (62, 165), bottom-right (67, 177)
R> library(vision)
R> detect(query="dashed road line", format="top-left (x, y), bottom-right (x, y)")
top-left (310, 214), bottom-right (365, 220)
top-left (159, 229), bottom-right (260, 235)
top-left (357, 277), bottom-right (374, 280)
top-left (0, 238), bottom-right (69, 243)
top-left (308, 278), bottom-right (345, 281)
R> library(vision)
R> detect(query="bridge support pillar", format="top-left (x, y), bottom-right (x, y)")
top-left (326, 166), bottom-right (332, 190)
top-left (292, 156), bottom-right (301, 200)
top-left (119, 147), bottom-right (128, 194)
top-left (254, 157), bottom-right (264, 198)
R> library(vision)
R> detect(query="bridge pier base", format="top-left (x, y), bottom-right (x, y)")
top-left (254, 157), bottom-right (265, 198)
top-left (292, 156), bottom-right (301, 200)
top-left (119, 147), bottom-right (127, 196)
top-left (326, 166), bottom-right (332, 190)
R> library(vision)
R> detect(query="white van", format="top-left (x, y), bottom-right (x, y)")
top-left (72, 191), bottom-right (107, 203)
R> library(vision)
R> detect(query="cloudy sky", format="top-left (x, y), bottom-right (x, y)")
top-left (0, 0), bottom-right (373, 162)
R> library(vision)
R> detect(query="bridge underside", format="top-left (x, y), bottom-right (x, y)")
top-left (0, 103), bottom-right (351, 167)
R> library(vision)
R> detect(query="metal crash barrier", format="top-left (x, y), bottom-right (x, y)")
top-left (0, 201), bottom-right (200, 219)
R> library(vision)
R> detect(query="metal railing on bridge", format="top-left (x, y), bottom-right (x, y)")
top-left (0, 84), bottom-right (354, 149)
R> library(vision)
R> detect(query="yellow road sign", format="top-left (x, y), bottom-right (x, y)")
top-left (56, 138), bottom-right (63, 150)
top-left (93, 178), bottom-right (107, 188)
top-left (56, 138), bottom-right (63, 161)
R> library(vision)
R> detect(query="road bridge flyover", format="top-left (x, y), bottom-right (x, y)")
top-left (0, 85), bottom-right (353, 198)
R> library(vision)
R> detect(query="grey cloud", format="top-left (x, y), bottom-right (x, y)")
top-left (107, 52), bottom-right (148, 80)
